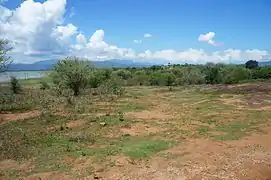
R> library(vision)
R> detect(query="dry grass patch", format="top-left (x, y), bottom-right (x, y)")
top-left (120, 123), bottom-right (167, 136)
top-left (125, 110), bottom-right (174, 121)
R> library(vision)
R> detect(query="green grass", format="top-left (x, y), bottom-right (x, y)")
top-left (121, 139), bottom-right (172, 159)
top-left (78, 137), bottom-right (174, 162)
top-left (197, 125), bottom-right (212, 135)
top-left (118, 102), bottom-right (148, 112)
top-left (211, 122), bottom-right (252, 140)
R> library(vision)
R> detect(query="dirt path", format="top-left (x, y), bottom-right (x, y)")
top-left (0, 110), bottom-right (40, 124)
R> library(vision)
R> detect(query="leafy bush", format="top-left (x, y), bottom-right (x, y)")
top-left (40, 79), bottom-right (50, 90)
top-left (98, 76), bottom-right (125, 98)
top-left (204, 65), bottom-right (222, 84)
top-left (252, 67), bottom-right (271, 79)
top-left (176, 67), bottom-right (205, 85)
top-left (10, 76), bottom-right (21, 94)
top-left (50, 56), bottom-right (93, 96)
top-left (220, 67), bottom-right (252, 84)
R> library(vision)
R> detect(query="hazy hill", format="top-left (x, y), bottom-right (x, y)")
top-left (8, 59), bottom-right (158, 71)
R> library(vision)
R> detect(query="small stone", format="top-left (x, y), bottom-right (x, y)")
top-left (93, 174), bottom-right (100, 179)
top-left (99, 122), bottom-right (107, 126)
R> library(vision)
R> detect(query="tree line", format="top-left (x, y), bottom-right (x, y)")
top-left (1, 39), bottom-right (270, 97)
top-left (46, 57), bottom-right (270, 96)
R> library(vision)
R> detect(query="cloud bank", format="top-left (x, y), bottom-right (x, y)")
top-left (0, 0), bottom-right (269, 64)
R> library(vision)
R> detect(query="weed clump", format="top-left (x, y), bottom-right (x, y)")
top-left (40, 79), bottom-right (50, 90)
top-left (10, 76), bottom-right (21, 94)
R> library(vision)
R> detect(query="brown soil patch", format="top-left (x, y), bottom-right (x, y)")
top-left (25, 172), bottom-right (70, 180)
top-left (257, 106), bottom-right (271, 111)
top-left (0, 110), bottom-right (40, 124)
top-left (0, 160), bottom-right (34, 179)
top-left (54, 111), bottom-right (68, 117)
top-left (221, 98), bottom-right (271, 111)
top-left (215, 83), bottom-right (271, 110)
top-left (120, 123), bottom-right (166, 136)
top-left (221, 98), bottom-right (246, 108)
top-left (190, 99), bottom-right (210, 106)
top-left (98, 126), bottom-right (271, 180)
top-left (66, 120), bottom-right (85, 128)
top-left (209, 131), bottom-right (228, 136)
top-left (0, 159), bottom-right (21, 169)
top-left (214, 82), bottom-right (271, 95)
top-left (190, 120), bottom-right (215, 128)
top-left (109, 156), bottom-right (134, 167)
top-left (125, 110), bottom-right (174, 121)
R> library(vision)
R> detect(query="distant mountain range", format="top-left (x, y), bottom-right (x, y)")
top-left (8, 59), bottom-right (160, 71)
top-left (7, 59), bottom-right (271, 71)
top-left (259, 61), bottom-right (271, 67)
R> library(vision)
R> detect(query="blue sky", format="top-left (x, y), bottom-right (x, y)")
top-left (1, 0), bottom-right (270, 64)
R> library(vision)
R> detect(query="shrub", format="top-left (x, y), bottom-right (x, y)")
top-left (50, 56), bottom-right (93, 96)
top-left (98, 76), bottom-right (125, 98)
top-left (10, 76), bottom-right (21, 94)
top-left (177, 67), bottom-right (205, 85)
top-left (40, 79), bottom-right (50, 90)
top-left (252, 67), bottom-right (271, 79)
top-left (220, 67), bottom-right (252, 84)
top-left (204, 65), bottom-right (222, 84)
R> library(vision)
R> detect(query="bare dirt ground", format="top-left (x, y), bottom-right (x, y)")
top-left (0, 110), bottom-right (40, 124)
top-left (1, 83), bottom-right (271, 180)
top-left (98, 127), bottom-right (271, 180)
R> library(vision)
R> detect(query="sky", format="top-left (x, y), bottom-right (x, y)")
top-left (0, 0), bottom-right (270, 64)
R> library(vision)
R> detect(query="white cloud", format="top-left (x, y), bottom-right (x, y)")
top-left (0, 0), bottom-right (269, 64)
top-left (0, 0), bottom-right (73, 61)
top-left (144, 33), bottom-right (153, 38)
top-left (72, 29), bottom-right (136, 61)
top-left (53, 23), bottom-right (77, 40)
top-left (198, 32), bottom-right (222, 46)
top-left (137, 48), bottom-right (269, 64)
top-left (133, 39), bottom-right (142, 44)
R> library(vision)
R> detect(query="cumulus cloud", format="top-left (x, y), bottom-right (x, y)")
top-left (144, 33), bottom-right (153, 38)
top-left (0, 0), bottom-right (74, 60)
top-left (72, 29), bottom-right (136, 61)
top-left (0, 0), bottom-right (269, 64)
top-left (137, 48), bottom-right (269, 64)
top-left (198, 32), bottom-right (222, 46)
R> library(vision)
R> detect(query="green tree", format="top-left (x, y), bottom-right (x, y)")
top-left (177, 67), bottom-right (205, 85)
top-left (245, 60), bottom-right (258, 69)
top-left (0, 39), bottom-right (13, 72)
top-left (252, 66), bottom-right (271, 79)
top-left (204, 65), bottom-right (222, 84)
top-left (220, 66), bottom-right (252, 84)
top-left (51, 56), bottom-right (93, 96)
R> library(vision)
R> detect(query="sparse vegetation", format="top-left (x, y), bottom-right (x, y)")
top-left (1, 55), bottom-right (271, 180)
